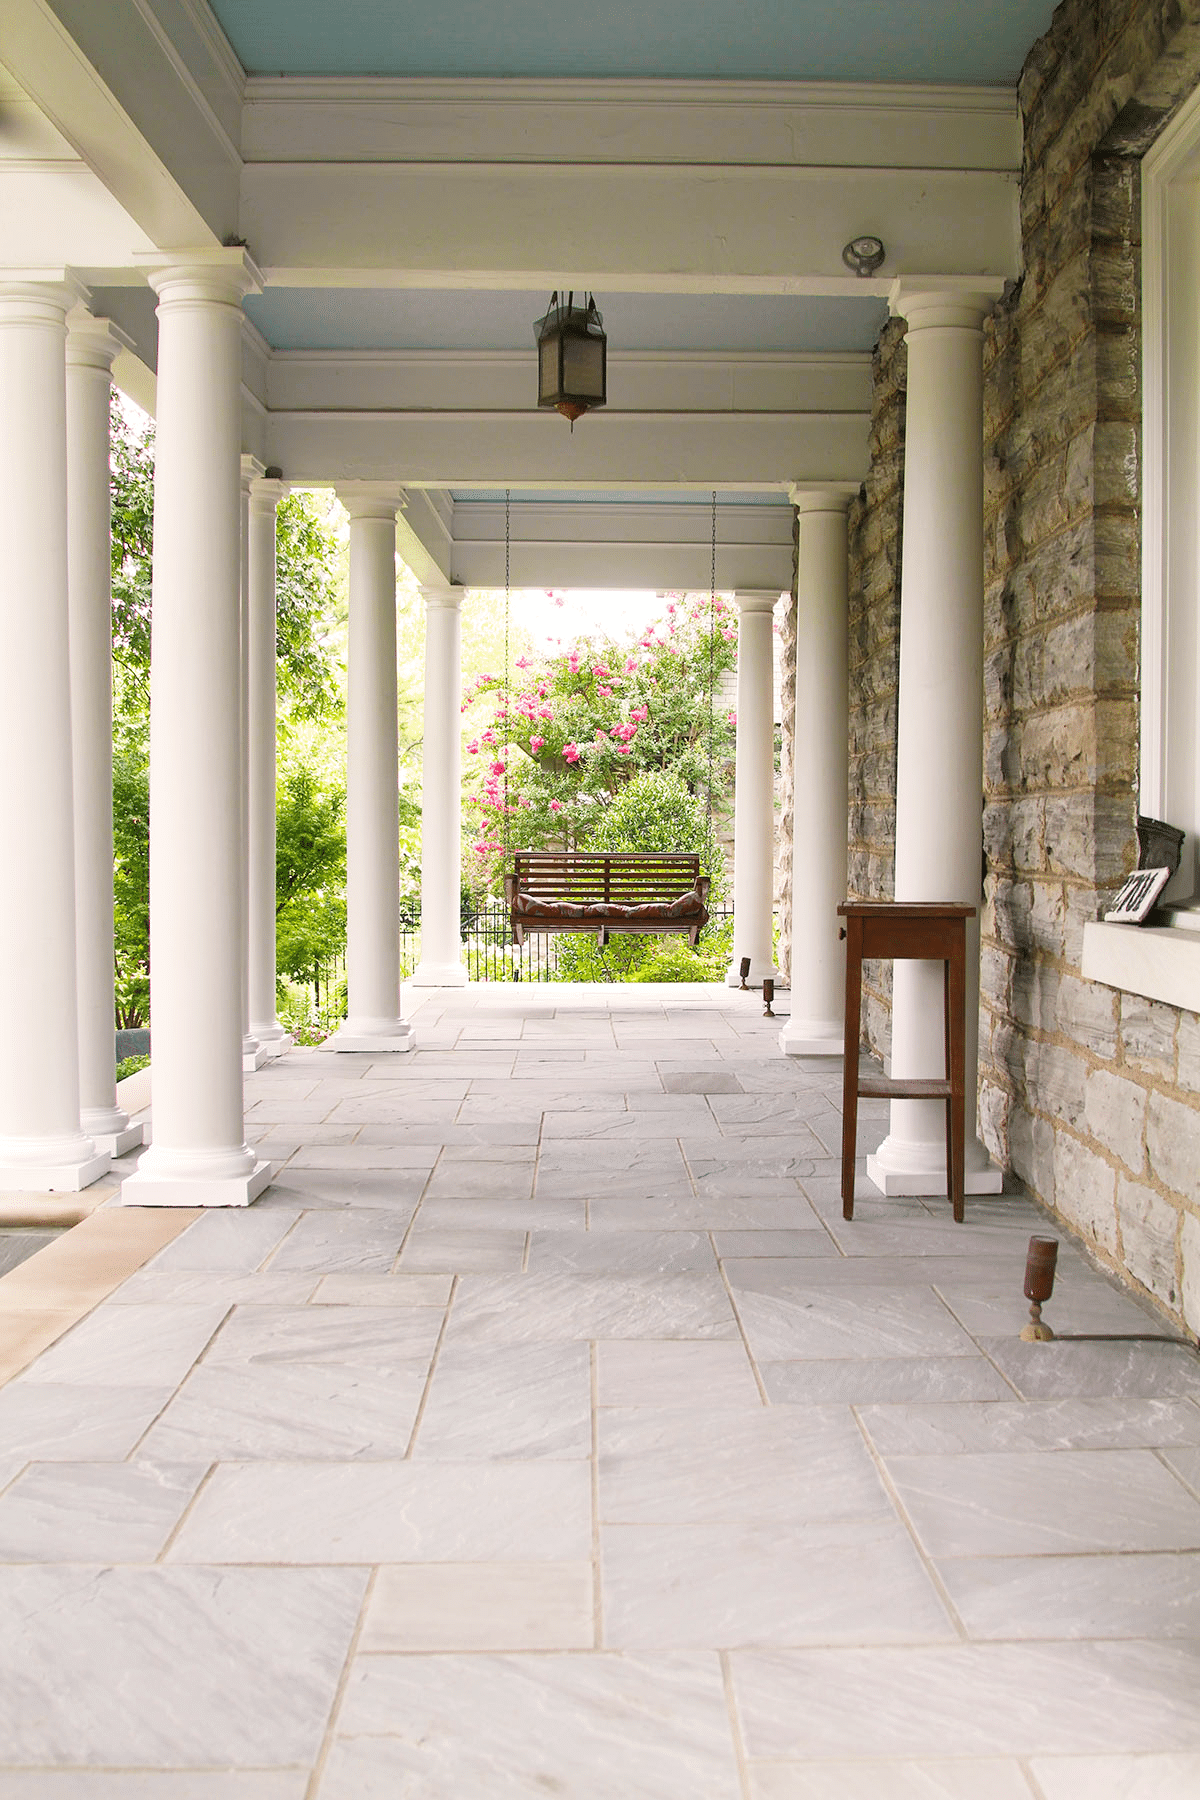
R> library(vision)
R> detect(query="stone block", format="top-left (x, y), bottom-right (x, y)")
top-left (1093, 420), bottom-right (1140, 507)
top-left (1031, 1040), bottom-right (1090, 1129)
top-left (991, 876), bottom-right (1034, 950)
top-left (979, 1078), bottom-right (1011, 1165)
top-left (1177, 1011), bottom-right (1200, 1094)
top-left (980, 943), bottom-right (1015, 1016)
top-left (1054, 1131), bottom-right (1118, 1254)
top-left (1120, 994), bottom-right (1178, 1074)
top-left (1010, 1102), bottom-right (1056, 1207)
top-left (1011, 959), bottom-right (1061, 1033)
top-left (1045, 796), bottom-right (1097, 878)
top-left (1093, 508), bottom-right (1141, 600)
top-left (1029, 879), bottom-right (1068, 958)
top-left (1084, 1067), bottom-right (1147, 1171)
top-left (1182, 1211), bottom-right (1200, 1335)
top-left (1117, 1175), bottom-right (1179, 1308)
top-left (1056, 973), bottom-right (1119, 1058)
top-left (1147, 1091), bottom-right (1200, 1201)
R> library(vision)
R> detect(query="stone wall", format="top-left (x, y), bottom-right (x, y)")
top-left (845, 318), bottom-right (907, 1056)
top-left (975, 0), bottom-right (1200, 1329)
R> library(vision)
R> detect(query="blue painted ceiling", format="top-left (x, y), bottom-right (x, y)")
top-left (210, 0), bottom-right (1056, 82)
top-left (243, 288), bottom-right (889, 353)
top-left (452, 489), bottom-right (789, 505)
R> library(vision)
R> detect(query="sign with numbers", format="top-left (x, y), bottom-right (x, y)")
top-left (1104, 866), bottom-right (1171, 923)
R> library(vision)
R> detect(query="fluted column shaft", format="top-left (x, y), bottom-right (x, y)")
top-left (327, 490), bottom-right (415, 1054)
top-left (0, 277), bottom-right (107, 1191)
top-left (248, 477), bottom-right (291, 1049)
top-left (121, 250), bottom-right (271, 1207)
top-left (725, 591), bottom-right (781, 987)
top-left (780, 489), bottom-right (853, 1056)
top-left (868, 280), bottom-right (1003, 1198)
top-left (412, 586), bottom-right (468, 987)
top-left (66, 308), bottom-right (144, 1156)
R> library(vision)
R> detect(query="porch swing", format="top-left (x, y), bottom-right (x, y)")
top-left (503, 490), bottom-right (716, 950)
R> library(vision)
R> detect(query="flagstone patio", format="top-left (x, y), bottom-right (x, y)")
top-left (0, 982), bottom-right (1198, 1797)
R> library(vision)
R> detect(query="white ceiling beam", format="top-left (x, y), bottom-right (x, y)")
top-left (241, 76), bottom-right (1020, 173)
top-left (395, 487), bottom-right (454, 588)
top-left (241, 163), bottom-right (1018, 292)
top-left (265, 407), bottom-right (868, 488)
top-left (2, 0), bottom-right (237, 244)
top-left (265, 350), bottom-right (872, 415)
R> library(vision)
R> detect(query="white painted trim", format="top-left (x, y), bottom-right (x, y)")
top-left (1082, 920), bottom-right (1200, 1013)
top-left (1140, 87), bottom-right (1200, 899)
top-left (242, 75), bottom-right (1019, 111)
top-left (126, 0), bottom-right (242, 167)
top-left (171, 0), bottom-right (246, 101)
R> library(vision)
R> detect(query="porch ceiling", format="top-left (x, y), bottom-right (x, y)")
top-left (209, 0), bottom-right (1057, 84)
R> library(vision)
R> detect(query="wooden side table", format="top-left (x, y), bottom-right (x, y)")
top-left (837, 901), bottom-right (976, 1224)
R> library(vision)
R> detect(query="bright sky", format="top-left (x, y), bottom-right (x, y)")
top-left (513, 588), bottom-right (667, 652)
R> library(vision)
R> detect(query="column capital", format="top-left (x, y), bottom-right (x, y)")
top-left (419, 584), bottom-right (464, 611)
top-left (240, 453), bottom-right (266, 494)
top-left (135, 247), bottom-right (264, 309)
top-left (732, 589), bottom-right (784, 614)
top-left (888, 276), bottom-right (1006, 333)
top-left (338, 481), bottom-right (406, 521)
top-left (65, 305), bottom-right (134, 373)
top-left (0, 271), bottom-right (89, 327)
top-left (249, 476), bottom-right (289, 514)
top-left (788, 482), bottom-right (858, 515)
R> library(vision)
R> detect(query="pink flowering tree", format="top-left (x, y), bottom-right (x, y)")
top-left (460, 594), bottom-right (737, 895)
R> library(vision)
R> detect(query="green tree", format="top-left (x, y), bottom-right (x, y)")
top-left (274, 765), bottom-right (347, 986)
top-left (111, 747), bottom-right (150, 1027)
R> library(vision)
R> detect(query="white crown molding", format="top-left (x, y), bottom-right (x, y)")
top-left (172, 0), bottom-right (246, 101)
top-left (242, 74), bottom-right (1018, 113)
top-left (265, 348), bottom-right (872, 368)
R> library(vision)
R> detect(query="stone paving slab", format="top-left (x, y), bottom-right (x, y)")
top-left (1, 982), bottom-right (1198, 1792)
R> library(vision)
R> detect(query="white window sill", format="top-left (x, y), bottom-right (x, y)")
top-left (1081, 919), bottom-right (1200, 1012)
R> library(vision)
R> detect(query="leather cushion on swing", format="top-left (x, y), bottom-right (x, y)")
top-left (512, 890), bottom-right (588, 921)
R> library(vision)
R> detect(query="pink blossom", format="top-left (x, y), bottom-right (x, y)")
top-left (625, 657), bottom-right (638, 672)
top-left (520, 795), bottom-right (531, 807)
top-left (530, 735), bottom-right (545, 753)
top-left (597, 685), bottom-right (612, 698)
top-left (465, 738), bottom-right (479, 754)
top-left (489, 759), bottom-right (507, 777)
top-left (722, 627), bottom-right (736, 642)
top-left (515, 656), bottom-right (532, 669)
top-left (553, 596), bottom-right (565, 607)
top-left (727, 710), bottom-right (737, 726)
top-left (481, 729), bottom-right (497, 745)
top-left (594, 729), bottom-right (608, 742)
top-left (666, 603), bottom-right (676, 615)
top-left (537, 684), bottom-right (548, 698)
top-left (550, 798), bottom-right (563, 812)
top-left (563, 742), bottom-right (580, 764)
top-left (630, 705), bottom-right (649, 723)
top-left (460, 702), bottom-right (470, 713)
top-left (616, 744), bottom-right (632, 756)
top-left (592, 665), bottom-right (610, 678)
top-left (476, 673), bottom-right (492, 687)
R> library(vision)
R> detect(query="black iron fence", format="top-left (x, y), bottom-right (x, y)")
top-left (292, 899), bottom-right (738, 1039)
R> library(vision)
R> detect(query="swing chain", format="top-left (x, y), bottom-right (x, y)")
top-left (707, 490), bottom-right (717, 848)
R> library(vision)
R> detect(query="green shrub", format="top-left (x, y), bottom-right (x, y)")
top-left (115, 1053), bottom-right (150, 1082)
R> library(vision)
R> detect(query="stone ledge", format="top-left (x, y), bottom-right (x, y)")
top-left (1082, 920), bottom-right (1200, 1013)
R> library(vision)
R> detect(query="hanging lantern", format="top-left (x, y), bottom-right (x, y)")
top-left (534, 291), bottom-right (606, 428)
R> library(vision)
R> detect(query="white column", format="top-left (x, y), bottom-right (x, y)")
top-left (780, 487), bottom-right (855, 1056)
top-left (725, 590), bottom-right (782, 988)
top-left (327, 488), bottom-right (415, 1053)
top-left (66, 307), bottom-right (143, 1157)
top-left (122, 249), bottom-right (271, 1207)
top-left (412, 585), bottom-right (468, 987)
top-left (239, 455), bottom-right (269, 1073)
top-left (868, 279), bottom-right (1004, 1198)
top-left (248, 474), bottom-right (293, 1052)
top-left (0, 276), bottom-right (108, 1192)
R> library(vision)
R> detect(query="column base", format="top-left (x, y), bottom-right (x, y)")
top-left (409, 961), bottom-right (469, 988)
top-left (90, 1121), bottom-right (145, 1157)
top-left (725, 959), bottom-right (780, 989)
top-left (779, 1018), bottom-right (843, 1057)
top-left (120, 1157), bottom-right (274, 1209)
top-left (242, 1039), bottom-right (270, 1072)
top-left (326, 1020), bottom-right (416, 1055)
top-left (867, 1134), bottom-right (1003, 1197)
top-left (251, 1028), bottom-right (294, 1060)
top-left (0, 1146), bottom-right (111, 1193)
top-left (81, 1106), bottom-right (144, 1157)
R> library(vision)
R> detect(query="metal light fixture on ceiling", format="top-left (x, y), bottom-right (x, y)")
top-left (842, 235), bottom-right (886, 278)
top-left (534, 290), bottom-right (607, 428)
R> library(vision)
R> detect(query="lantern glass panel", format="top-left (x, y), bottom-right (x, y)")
top-left (562, 333), bottom-right (604, 399)
top-left (538, 334), bottom-right (561, 402)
